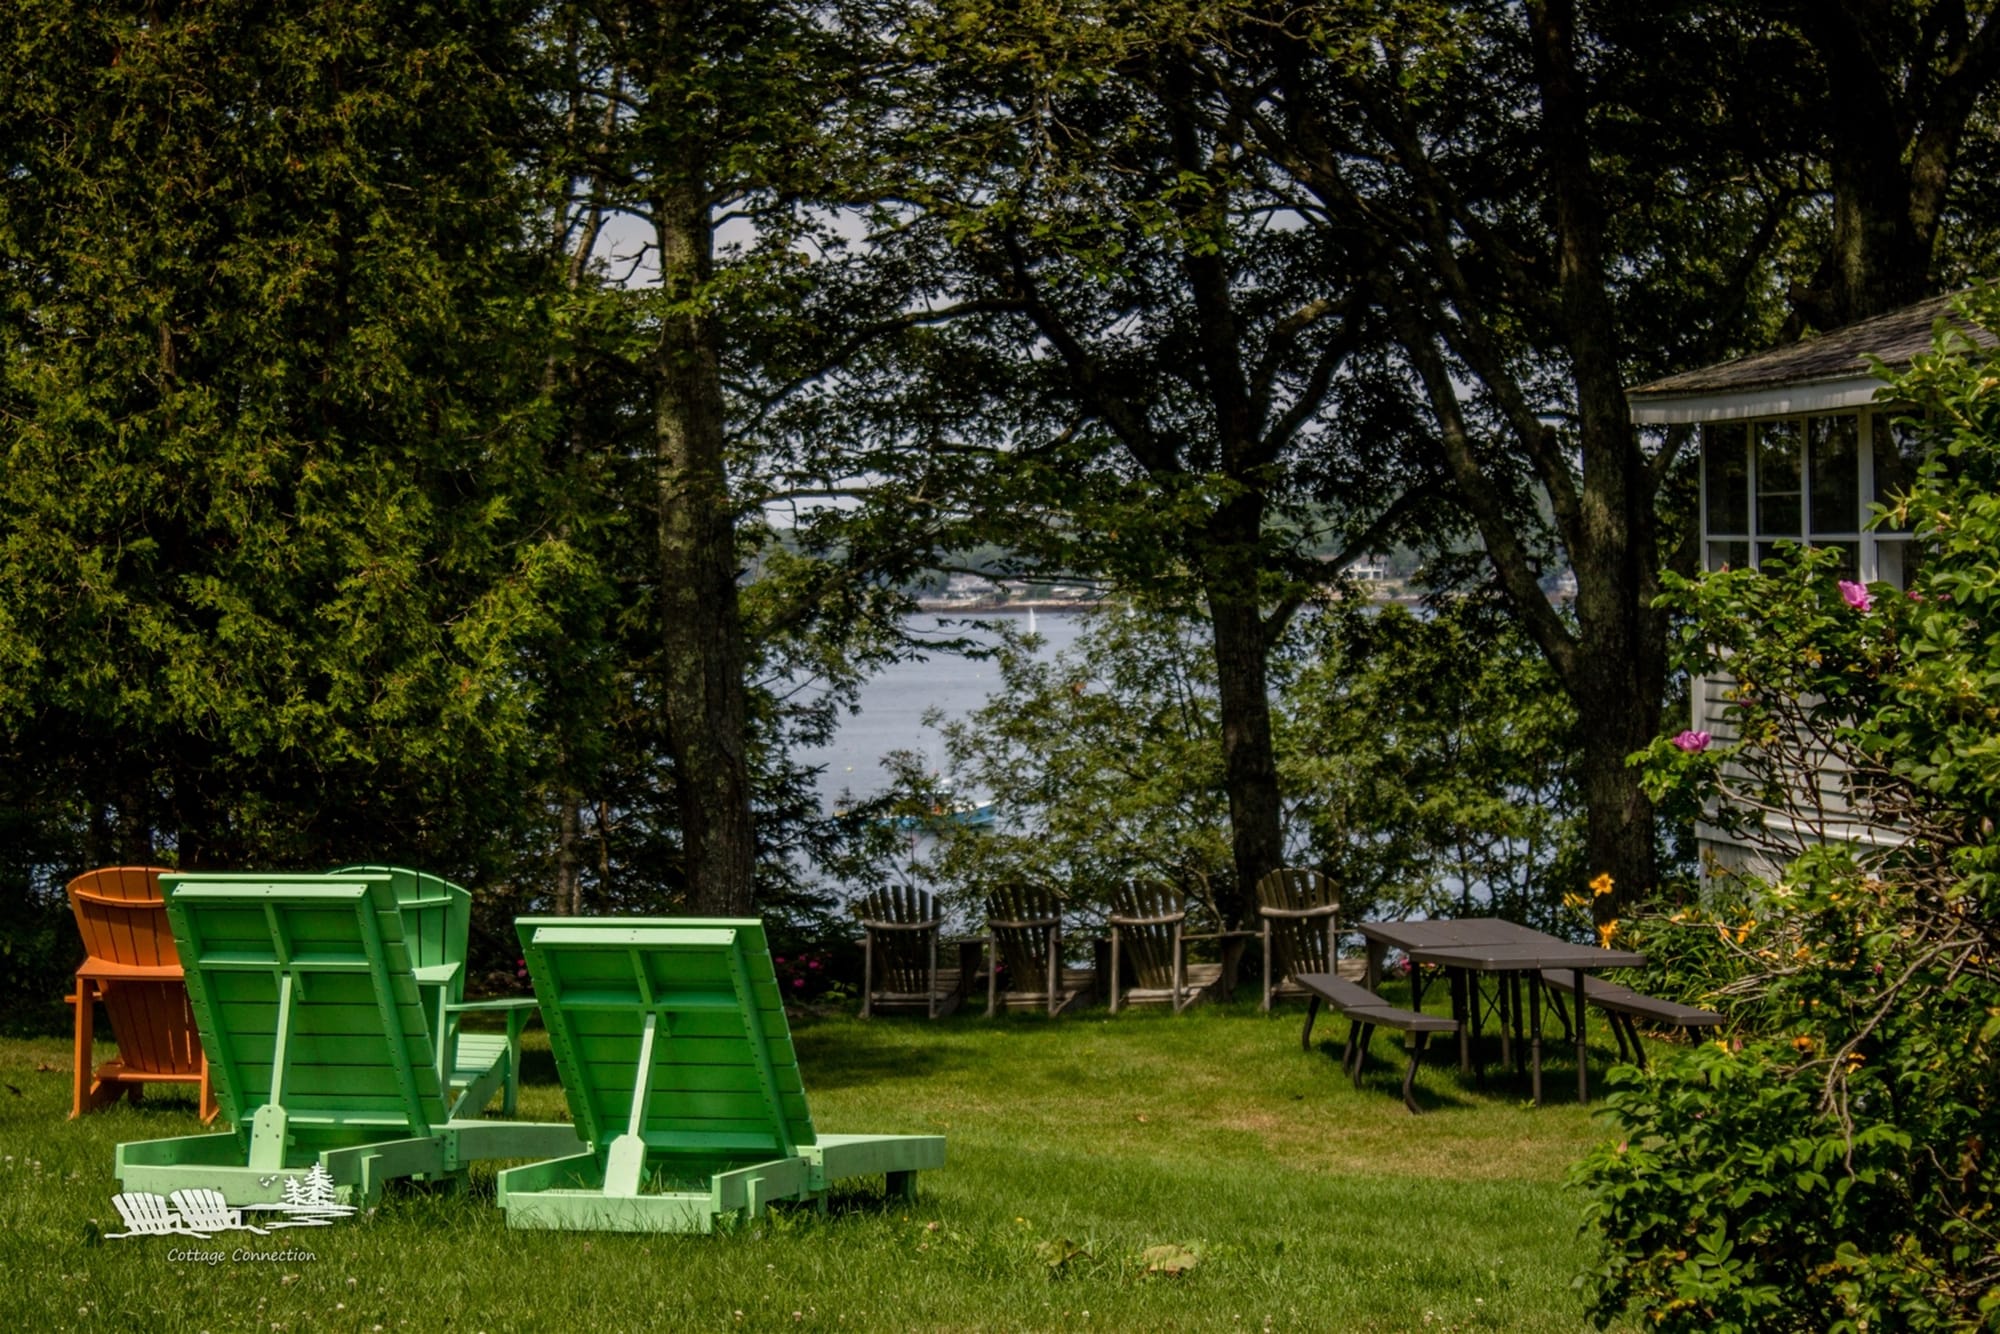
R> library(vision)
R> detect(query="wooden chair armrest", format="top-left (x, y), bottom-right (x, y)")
top-left (1257, 904), bottom-right (1339, 921)
top-left (1183, 929), bottom-right (1259, 942)
top-left (987, 917), bottom-right (1060, 930)
top-left (73, 961), bottom-right (183, 982)
top-left (69, 888), bottom-right (169, 910)
top-left (449, 997), bottom-right (539, 1013)
top-left (858, 919), bottom-right (944, 933)
top-left (1107, 912), bottom-right (1186, 928)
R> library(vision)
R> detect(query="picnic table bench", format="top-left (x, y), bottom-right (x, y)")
top-left (1296, 972), bottom-right (1459, 1114)
top-left (1536, 970), bottom-right (1722, 1069)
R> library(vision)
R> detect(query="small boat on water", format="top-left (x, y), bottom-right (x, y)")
top-left (831, 799), bottom-right (998, 831)
top-left (888, 800), bottom-right (996, 831)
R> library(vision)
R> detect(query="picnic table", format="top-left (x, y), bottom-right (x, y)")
top-left (1356, 918), bottom-right (1644, 1105)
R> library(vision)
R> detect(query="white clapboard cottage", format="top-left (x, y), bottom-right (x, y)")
top-left (1626, 292), bottom-right (1996, 879)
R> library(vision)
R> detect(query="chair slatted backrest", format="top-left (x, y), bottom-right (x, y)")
top-left (160, 874), bottom-right (447, 1150)
top-left (329, 865), bottom-right (468, 996)
top-left (516, 918), bottom-right (815, 1160)
top-left (1256, 868), bottom-right (1338, 977)
top-left (1110, 881), bottom-right (1185, 991)
top-left (852, 885), bottom-right (940, 995)
top-left (67, 867), bottom-right (203, 1077)
top-left (986, 884), bottom-right (1062, 982)
top-left (328, 865), bottom-right (469, 1089)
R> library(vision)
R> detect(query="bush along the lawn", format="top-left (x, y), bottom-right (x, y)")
top-left (1574, 286), bottom-right (2000, 1333)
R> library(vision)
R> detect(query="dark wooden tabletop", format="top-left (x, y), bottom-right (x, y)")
top-left (1357, 919), bottom-right (1645, 971)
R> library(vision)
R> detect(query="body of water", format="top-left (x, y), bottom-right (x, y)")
top-left (795, 609), bottom-right (1089, 810)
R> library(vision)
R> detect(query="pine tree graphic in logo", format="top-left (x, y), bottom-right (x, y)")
top-left (264, 1164), bottom-right (357, 1225)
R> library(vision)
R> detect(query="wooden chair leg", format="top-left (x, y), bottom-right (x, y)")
top-left (986, 931), bottom-right (998, 1018)
top-left (861, 930), bottom-right (874, 1019)
top-left (1109, 928), bottom-right (1122, 1016)
top-left (1261, 923), bottom-right (1273, 1012)
top-left (926, 928), bottom-right (939, 1021)
top-left (1301, 996), bottom-right (1320, 1051)
top-left (199, 1055), bottom-right (219, 1124)
top-left (1045, 925), bottom-right (1059, 1018)
top-left (69, 985), bottom-right (91, 1119)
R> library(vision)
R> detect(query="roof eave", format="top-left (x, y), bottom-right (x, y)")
top-left (1626, 374), bottom-right (1891, 425)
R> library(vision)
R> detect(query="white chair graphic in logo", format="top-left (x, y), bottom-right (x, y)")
top-left (107, 1192), bottom-right (205, 1238)
top-left (170, 1188), bottom-right (268, 1235)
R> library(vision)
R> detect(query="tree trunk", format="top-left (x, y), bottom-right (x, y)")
top-left (1536, 0), bottom-right (1663, 922)
top-left (1200, 497), bottom-right (1285, 926)
top-left (1789, 0), bottom-right (2000, 326)
top-left (556, 789), bottom-right (582, 915)
top-left (652, 172), bottom-right (757, 917)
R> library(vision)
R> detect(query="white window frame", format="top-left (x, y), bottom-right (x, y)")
top-left (1699, 407), bottom-right (1916, 585)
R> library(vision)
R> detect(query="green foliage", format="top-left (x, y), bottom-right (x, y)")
top-left (0, 0), bottom-right (580, 873)
top-left (894, 608), bottom-right (1233, 919)
top-left (1607, 886), bottom-right (1779, 1032)
top-left (1283, 598), bottom-right (1582, 930)
top-left (882, 599), bottom-right (1581, 934)
top-left (1577, 288), bottom-right (2000, 1330)
top-left (1574, 1038), bottom-right (1921, 1333)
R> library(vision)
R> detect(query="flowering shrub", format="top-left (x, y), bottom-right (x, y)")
top-left (771, 948), bottom-right (855, 1009)
top-left (1574, 289), bottom-right (2000, 1332)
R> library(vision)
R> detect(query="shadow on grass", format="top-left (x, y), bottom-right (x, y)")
top-left (790, 1027), bottom-right (958, 1090)
top-left (1302, 1039), bottom-right (1479, 1114)
top-left (516, 1045), bottom-right (562, 1091)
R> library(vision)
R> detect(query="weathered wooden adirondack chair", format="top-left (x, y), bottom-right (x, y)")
top-left (984, 885), bottom-right (1091, 1017)
top-left (1105, 881), bottom-right (1235, 1014)
top-left (329, 864), bottom-right (535, 1115)
top-left (853, 885), bottom-right (968, 1019)
top-left (114, 874), bottom-right (581, 1207)
top-left (496, 918), bottom-right (945, 1232)
top-left (1254, 868), bottom-right (1343, 1011)
top-left (66, 866), bottom-right (217, 1123)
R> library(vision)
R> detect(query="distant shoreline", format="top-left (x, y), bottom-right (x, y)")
top-left (910, 590), bottom-right (1443, 614)
top-left (911, 599), bottom-right (1101, 614)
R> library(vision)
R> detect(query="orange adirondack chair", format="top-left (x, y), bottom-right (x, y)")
top-left (67, 867), bottom-right (216, 1123)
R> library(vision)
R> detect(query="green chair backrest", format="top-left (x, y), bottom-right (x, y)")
top-left (328, 864), bottom-right (469, 1001)
top-left (160, 874), bottom-right (449, 1150)
top-left (516, 918), bottom-right (815, 1161)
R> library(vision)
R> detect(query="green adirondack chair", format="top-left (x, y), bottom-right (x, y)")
top-left (329, 865), bottom-right (535, 1117)
top-left (495, 918), bottom-right (946, 1233)
top-left (114, 874), bottom-right (581, 1207)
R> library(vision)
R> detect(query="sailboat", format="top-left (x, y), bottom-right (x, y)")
top-left (1027, 606), bottom-right (1038, 635)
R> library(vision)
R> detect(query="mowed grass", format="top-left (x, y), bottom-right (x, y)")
top-left (0, 994), bottom-right (1640, 1331)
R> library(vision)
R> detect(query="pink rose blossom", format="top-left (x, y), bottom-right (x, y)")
top-left (1672, 730), bottom-right (1711, 753)
top-left (1838, 579), bottom-right (1873, 612)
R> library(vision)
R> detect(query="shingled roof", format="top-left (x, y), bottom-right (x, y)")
top-left (1627, 291), bottom-right (1994, 403)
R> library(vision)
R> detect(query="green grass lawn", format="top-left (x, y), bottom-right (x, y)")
top-left (0, 996), bottom-right (1636, 1331)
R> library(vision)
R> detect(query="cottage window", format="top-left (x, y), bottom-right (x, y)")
top-left (1700, 410), bottom-right (1916, 586)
